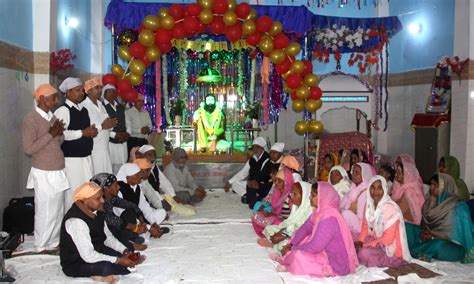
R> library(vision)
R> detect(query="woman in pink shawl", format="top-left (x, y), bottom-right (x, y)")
top-left (276, 182), bottom-right (359, 277)
top-left (252, 168), bottom-right (294, 237)
top-left (340, 163), bottom-right (375, 239)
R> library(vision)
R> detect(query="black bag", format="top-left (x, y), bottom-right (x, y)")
top-left (2, 197), bottom-right (34, 234)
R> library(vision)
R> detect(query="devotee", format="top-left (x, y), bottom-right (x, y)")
top-left (258, 181), bottom-right (312, 254)
top-left (355, 176), bottom-right (411, 267)
top-left (60, 182), bottom-right (142, 282)
top-left (319, 153), bottom-right (339, 182)
top-left (280, 155), bottom-right (302, 181)
top-left (163, 148), bottom-right (207, 204)
top-left (22, 84), bottom-right (69, 252)
top-left (410, 173), bottom-right (474, 262)
top-left (116, 163), bottom-right (168, 238)
top-left (350, 149), bottom-right (369, 169)
top-left (81, 78), bottom-right (117, 175)
top-left (340, 162), bottom-right (375, 238)
top-left (91, 173), bottom-right (148, 252)
top-left (379, 163), bottom-right (395, 194)
top-left (275, 182), bottom-right (359, 277)
top-left (252, 168), bottom-right (294, 237)
top-left (125, 94), bottom-right (153, 153)
top-left (439, 156), bottom-right (470, 201)
top-left (193, 93), bottom-right (226, 152)
top-left (328, 166), bottom-right (351, 199)
top-left (54, 77), bottom-right (97, 210)
top-left (269, 142), bottom-right (285, 173)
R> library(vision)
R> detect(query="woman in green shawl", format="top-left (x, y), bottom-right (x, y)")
top-left (439, 156), bottom-right (470, 201)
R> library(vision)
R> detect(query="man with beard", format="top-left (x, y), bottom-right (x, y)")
top-left (193, 94), bottom-right (226, 152)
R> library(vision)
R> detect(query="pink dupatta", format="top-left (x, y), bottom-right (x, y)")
top-left (269, 168), bottom-right (294, 215)
top-left (340, 163), bottom-right (375, 211)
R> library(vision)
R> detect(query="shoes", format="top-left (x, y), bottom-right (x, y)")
top-left (241, 194), bottom-right (248, 204)
top-left (160, 227), bottom-right (171, 234)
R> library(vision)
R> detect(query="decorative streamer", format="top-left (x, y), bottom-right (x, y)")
top-left (379, 52), bottom-right (383, 119)
top-left (162, 54), bottom-right (171, 124)
top-left (383, 45), bottom-right (389, 131)
top-left (261, 56), bottom-right (270, 128)
top-left (155, 58), bottom-right (162, 129)
top-left (249, 57), bottom-right (256, 106)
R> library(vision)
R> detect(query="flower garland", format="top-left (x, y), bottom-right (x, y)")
top-left (438, 56), bottom-right (469, 81)
top-left (262, 56), bottom-right (270, 128)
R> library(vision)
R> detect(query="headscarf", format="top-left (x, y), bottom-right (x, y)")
top-left (269, 168), bottom-right (294, 214)
top-left (33, 84), bottom-right (57, 101)
top-left (73, 182), bottom-right (101, 202)
top-left (365, 176), bottom-right (411, 260)
top-left (59, 77), bottom-right (82, 93)
top-left (128, 146), bottom-right (140, 162)
top-left (319, 153), bottom-right (340, 182)
top-left (90, 173), bottom-right (117, 190)
top-left (84, 77), bottom-right (102, 93)
top-left (328, 165), bottom-right (351, 198)
top-left (391, 154), bottom-right (425, 225)
top-left (281, 155), bottom-right (299, 171)
top-left (172, 147), bottom-right (188, 170)
top-left (134, 158), bottom-right (152, 169)
top-left (101, 84), bottom-right (116, 99)
top-left (139, 144), bottom-right (155, 154)
top-left (443, 156), bottom-right (470, 201)
top-left (116, 163), bottom-right (141, 183)
top-left (340, 162), bottom-right (375, 211)
top-left (275, 181), bottom-right (313, 235)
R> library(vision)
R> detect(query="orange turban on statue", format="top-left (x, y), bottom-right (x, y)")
top-left (33, 84), bottom-right (57, 101)
top-left (73, 182), bottom-right (101, 202)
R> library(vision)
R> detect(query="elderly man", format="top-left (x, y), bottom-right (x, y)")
top-left (163, 148), bottom-right (206, 204)
top-left (54, 77), bottom-right (98, 210)
top-left (102, 84), bottom-right (129, 174)
top-left (81, 78), bottom-right (117, 175)
top-left (192, 94), bottom-right (226, 152)
top-left (22, 84), bottom-right (69, 252)
top-left (224, 137), bottom-right (273, 209)
top-left (125, 94), bottom-right (152, 154)
top-left (60, 182), bottom-right (141, 283)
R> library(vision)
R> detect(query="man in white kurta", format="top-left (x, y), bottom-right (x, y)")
top-left (22, 84), bottom-right (69, 252)
top-left (81, 78), bottom-right (117, 175)
top-left (125, 94), bottom-right (152, 152)
top-left (54, 77), bottom-right (98, 210)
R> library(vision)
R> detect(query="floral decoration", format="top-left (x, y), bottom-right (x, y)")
top-left (50, 49), bottom-right (77, 75)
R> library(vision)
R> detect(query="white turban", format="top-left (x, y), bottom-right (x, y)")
top-left (101, 84), bottom-right (116, 98)
top-left (270, 142), bottom-right (285, 153)
top-left (59, 77), bottom-right (83, 93)
top-left (138, 144), bottom-right (155, 154)
top-left (116, 163), bottom-right (141, 182)
top-left (252, 137), bottom-right (266, 148)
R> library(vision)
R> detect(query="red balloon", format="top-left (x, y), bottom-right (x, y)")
top-left (186, 3), bottom-right (202, 17)
top-left (275, 57), bottom-right (291, 74)
top-left (197, 21), bottom-right (207, 33)
top-left (102, 74), bottom-right (117, 86)
top-left (155, 28), bottom-right (172, 44)
top-left (286, 74), bottom-right (303, 89)
top-left (245, 32), bottom-right (262, 46)
top-left (129, 42), bottom-right (147, 58)
top-left (137, 24), bottom-right (146, 34)
top-left (169, 4), bottom-right (185, 20)
top-left (290, 92), bottom-right (298, 100)
top-left (171, 23), bottom-right (186, 39)
top-left (117, 79), bottom-right (132, 93)
top-left (309, 87), bottom-right (322, 100)
top-left (140, 54), bottom-right (152, 67)
top-left (256, 16), bottom-right (272, 33)
top-left (183, 16), bottom-right (199, 34)
top-left (122, 89), bottom-right (139, 104)
top-left (225, 24), bottom-right (243, 43)
top-left (210, 17), bottom-right (225, 35)
top-left (157, 41), bottom-right (173, 53)
top-left (235, 2), bottom-right (251, 19)
top-left (213, 0), bottom-right (228, 14)
top-left (273, 33), bottom-right (289, 49)
top-left (302, 60), bottom-right (313, 76)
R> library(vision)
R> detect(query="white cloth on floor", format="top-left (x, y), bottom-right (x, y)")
top-left (64, 156), bottom-right (93, 210)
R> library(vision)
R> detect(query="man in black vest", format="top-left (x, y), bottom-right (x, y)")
top-left (269, 142), bottom-right (285, 179)
top-left (60, 182), bottom-right (141, 283)
top-left (54, 77), bottom-right (98, 210)
top-left (102, 84), bottom-right (129, 174)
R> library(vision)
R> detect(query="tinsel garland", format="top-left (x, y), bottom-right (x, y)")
top-left (249, 57), bottom-right (256, 106)
top-left (162, 54), bottom-right (171, 124)
top-left (155, 58), bottom-right (162, 129)
top-left (383, 45), bottom-right (389, 131)
top-left (262, 56), bottom-right (270, 128)
top-left (270, 64), bottom-right (283, 123)
top-left (179, 51), bottom-right (189, 120)
top-left (237, 52), bottom-right (243, 99)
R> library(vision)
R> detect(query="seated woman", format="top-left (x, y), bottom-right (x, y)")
top-left (378, 163), bottom-right (395, 195)
top-left (319, 153), bottom-right (339, 182)
top-left (350, 149), bottom-right (369, 169)
top-left (356, 176), bottom-right (411, 267)
top-left (439, 156), bottom-right (470, 201)
top-left (275, 182), bottom-right (358, 277)
top-left (340, 162), bottom-right (375, 239)
top-left (257, 181), bottom-right (312, 253)
top-left (251, 168), bottom-right (294, 237)
top-left (329, 166), bottom-right (351, 198)
top-left (411, 173), bottom-right (474, 262)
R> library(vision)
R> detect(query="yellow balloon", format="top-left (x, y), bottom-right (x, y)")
top-left (308, 119), bottom-right (324, 134)
top-left (292, 99), bottom-right (305, 113)
top-left (290, 60), bottom-right (305, 74)
top-left (281, 70), bottom-right (291, 80)
top-left (306, 99), bottom-right (323, 112)
top-left (146, 46), bottom-right (161, 62)
top-left (269, 21), bottom-right (283, 36)
top-left (111, 64), bottom-right (124, 78)
top-left (246, 8), bottom-right (257, 21)
top-left (296, 84), bottom-right (310, 99)
top-left (143, 15), bottom-right (160, 31)
top-left (128, 73), bottom-right (143, 86)
top-left (285, 42), bottom-right (301, 57)
top-left (303, 74), bottom-right (318, 87)
top-left (227, 0), bottom-right (237, 11)
top-left (242, 20), bottom-right (256, 36)
top-left (130, 59), bottom-right (146, 76)
top-left (138, 29), bottom-right (155, 47)
top-left (269, 49), bottom-right (285, 64)
top-left (198, 0), bottom-right (213, 9)
top-left (294, 120), bottom-right (308, 135)
top-left (118, 45), bottom-right (132, 61)
top-left (158, 8), bottom-right (169, 18)
top-left (199, 9), bottom-right (213, 25)
top-left (259, 35), bottom-right (274, 55)
top-left (161, 15), bottom-right (175, 30)
top-left (223, 11), bottom-right (237, 26)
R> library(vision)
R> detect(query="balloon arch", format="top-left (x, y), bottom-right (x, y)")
top-left (102, 0), bottom-right (324, 135)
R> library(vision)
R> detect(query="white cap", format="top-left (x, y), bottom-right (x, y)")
top-left (59, 77), bottom-right (83, 93)
top-left (138, 144), bottom-right (155, 154)
top-left (270, 142), bottom-right (285, 153)
top-left (101, 84), bottom-right (116, 98)
top-left (252, 137), bottom-right (266, 148)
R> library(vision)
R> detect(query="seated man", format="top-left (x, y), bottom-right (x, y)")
top-left (163, 148), bottom-right (207, 204)
top-left (269, 142), bottom-right (285, 174)
top-left (193, 94), bottom-right (226, 152)
top-left (60, 182), bottom-right (142, 283)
